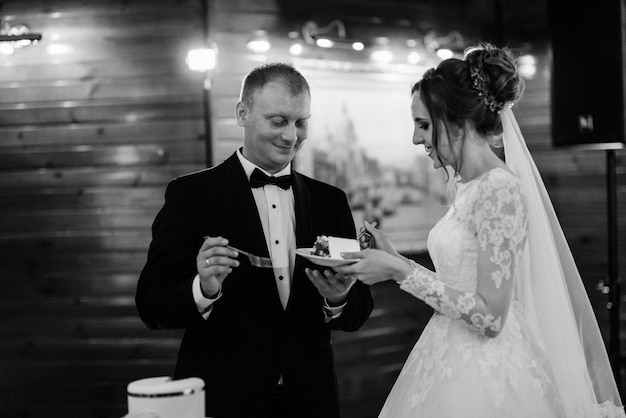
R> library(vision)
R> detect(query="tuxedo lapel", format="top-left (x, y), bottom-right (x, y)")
top-left (222, 153), bottom-right (284, 312)
top-left (223, 153), bottom-right (270, 258)
top-left (286, 172), bottom-right (313, 312)
top-left (292, 172), bottom-right (312, 250)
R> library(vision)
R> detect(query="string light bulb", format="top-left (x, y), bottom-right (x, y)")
top-left (186, 46), bottom-right (217, 72)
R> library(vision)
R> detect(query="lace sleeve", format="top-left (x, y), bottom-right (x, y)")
top-left (400, 171), bottom-right (527, 337)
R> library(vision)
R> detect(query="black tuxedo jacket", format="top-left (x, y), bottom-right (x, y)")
top-left (136, 152), bottom-right (373, 417)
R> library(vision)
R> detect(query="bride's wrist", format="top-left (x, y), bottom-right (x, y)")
top-left (393, 262), bottom-right (413, 283)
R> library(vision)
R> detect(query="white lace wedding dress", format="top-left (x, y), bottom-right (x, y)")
top-left (379, 167), bottom-right (566, 418)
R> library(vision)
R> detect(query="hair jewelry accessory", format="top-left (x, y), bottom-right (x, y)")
top-left (470, 66), bottom-right (510, 113)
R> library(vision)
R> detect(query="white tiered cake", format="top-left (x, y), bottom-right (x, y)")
top-left (125, 376), bottom-right (205, 418)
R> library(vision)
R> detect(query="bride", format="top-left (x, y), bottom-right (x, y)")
top-left (336, 44), bottom-right (625, 417)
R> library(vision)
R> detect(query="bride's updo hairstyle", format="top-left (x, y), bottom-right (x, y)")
top-left (412, 43), bottom-right (525, 171)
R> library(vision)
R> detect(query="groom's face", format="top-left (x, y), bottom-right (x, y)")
top-left (237, 80), bottom-right (311, 174)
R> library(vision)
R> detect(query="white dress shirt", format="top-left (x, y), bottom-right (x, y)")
top-left (236, 150), bottom-right (296, 309)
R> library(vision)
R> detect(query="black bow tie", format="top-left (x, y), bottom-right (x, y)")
top-left (249, 168), bottom-right (292, 190)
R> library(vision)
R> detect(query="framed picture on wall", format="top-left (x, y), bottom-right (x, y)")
top-left (295, 60), bottom-right (450, 253)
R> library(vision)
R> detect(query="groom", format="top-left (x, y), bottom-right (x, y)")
top-left (136, 62), bottom-right (373, 418)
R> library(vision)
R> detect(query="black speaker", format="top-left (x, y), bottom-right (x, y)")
top-left (548, 0), bottom-right (626, 148)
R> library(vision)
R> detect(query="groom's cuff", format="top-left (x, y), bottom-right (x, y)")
top-left (323, 298), bottom-right (346, 322)
top-left (192, 274), bottom-right (222, 319)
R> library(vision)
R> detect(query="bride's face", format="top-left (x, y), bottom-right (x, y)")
top-left (411, 92), bottom-right (454, 169)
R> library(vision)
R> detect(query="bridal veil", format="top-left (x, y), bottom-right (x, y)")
top-left (501, 109), bottom-right (624, 417)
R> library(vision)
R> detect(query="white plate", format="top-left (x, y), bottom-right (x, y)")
top-left (295, 248), bottom-right (358, 267)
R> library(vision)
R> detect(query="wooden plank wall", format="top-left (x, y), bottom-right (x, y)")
top-left (0, 0), bottom-right (624, 417)
top-left (0, 0), bottom-right (204, 416)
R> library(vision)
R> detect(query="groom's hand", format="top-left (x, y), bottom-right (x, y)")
top-left (305, 268), bottom-right (357, 305)
top-left (197, 236), bottom-right (239, 298)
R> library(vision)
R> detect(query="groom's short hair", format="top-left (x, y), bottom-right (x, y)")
top-left (240, 62), bottom-right (310, 109)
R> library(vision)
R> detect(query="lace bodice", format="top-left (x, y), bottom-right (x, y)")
top-left (400, 167), bottom-right (527, 335)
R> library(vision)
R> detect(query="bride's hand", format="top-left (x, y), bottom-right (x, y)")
top-left (359, 221), bottom-right (399, 257)
top-left (335, 248), bottom-right (412, 285)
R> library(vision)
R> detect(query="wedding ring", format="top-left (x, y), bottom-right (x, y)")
top-left (205, 258), bottom-right (211, 266)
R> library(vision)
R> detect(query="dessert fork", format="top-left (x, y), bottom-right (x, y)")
top-left (357, 221), bottom-right (378, 239)
top-left (226, 245), bottom-right (273, 268)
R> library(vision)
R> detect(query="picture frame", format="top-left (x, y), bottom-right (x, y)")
top-left (295, 61), bottom-right (450, 253)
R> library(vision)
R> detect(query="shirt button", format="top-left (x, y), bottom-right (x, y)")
top-left (275, 240), bottom-right (279, 245)
top-left (279, 275), bottom-right (284, 281)
top-left (272, 204), bottom-right (277, 209)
